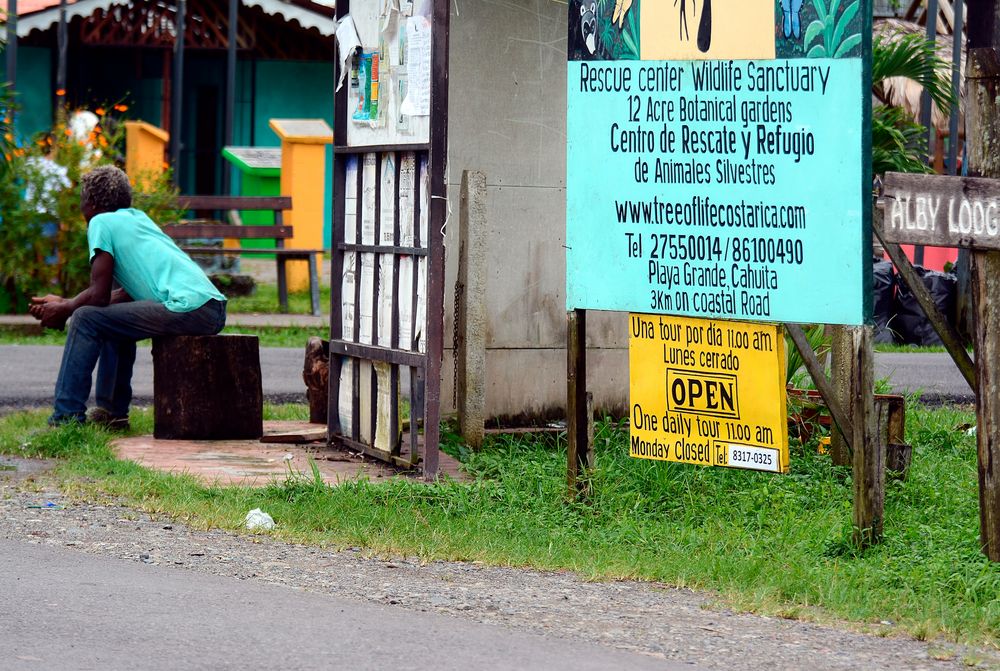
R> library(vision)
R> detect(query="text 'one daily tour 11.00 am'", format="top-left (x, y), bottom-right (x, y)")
top-left (629, 314), bottom-right (789, 473)
top-left (567, 57), bottom-right (865, 325)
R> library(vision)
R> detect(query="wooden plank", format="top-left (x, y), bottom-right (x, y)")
top-left (973, 250), bottom-right (1000, 559)
top-left (874, 211), bottom-right (977, 393)
top-left (260, 428), bottom-right (328, 444)
top-left (881, 171), bottom-right (1000, 250)
top-left (828, 326), bottom-right (853, 467)
top-left (965, 32), bottom-right (1000, 562)
top-left (165, 224), bottom-right (293, 239)
top-left (849, 326), bottom-right (882, 548)
top-left (177, 195), bottom-right (291, 210)
top-left (567, 309), bottom-right (589, 497)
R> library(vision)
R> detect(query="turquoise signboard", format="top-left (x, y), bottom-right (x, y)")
top-left (566, 0), bottom-right (872, 325)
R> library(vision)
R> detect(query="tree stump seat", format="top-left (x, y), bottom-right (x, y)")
top-left (152, 334), bottom-right (263, 440)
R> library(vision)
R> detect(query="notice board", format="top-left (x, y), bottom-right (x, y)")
top-left (565, 0), bottom-right (872, 325)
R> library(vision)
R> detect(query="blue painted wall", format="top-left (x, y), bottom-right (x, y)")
top-left (1, 46), bottom-right (54, 141)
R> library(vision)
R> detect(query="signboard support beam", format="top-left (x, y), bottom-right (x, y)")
top-left (967, 0), bottom-right (1000, 561)
top-left (567, 309), bottom-right (592, 498)
top-left (796, 323), bottom-right (882, 546)
top-left (849, 326), bottom-right (882, 548)
top-left (829, 327), bottom-right (854, 467)
top-left (972, 251), bottom-right (1000, 559)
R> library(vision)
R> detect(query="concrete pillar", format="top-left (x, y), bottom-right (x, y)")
top-left (269, 118), bottom-right (333, 292)
top-left (457, 171), bottom-right (487, 448)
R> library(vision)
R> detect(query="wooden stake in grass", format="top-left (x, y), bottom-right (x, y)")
top-left (849, 326), bottom-right (882, 548)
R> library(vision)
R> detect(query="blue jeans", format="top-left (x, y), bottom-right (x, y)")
top-left (51, 299), bottom-right (226, 423)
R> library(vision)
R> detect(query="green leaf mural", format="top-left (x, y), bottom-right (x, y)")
top-left (803, 0), bottom-right (861, 58)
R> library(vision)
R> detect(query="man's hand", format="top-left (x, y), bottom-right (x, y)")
top-left (29, 295), bottom-right (71, 330)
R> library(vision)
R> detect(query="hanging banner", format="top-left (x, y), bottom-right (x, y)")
top-left (628, 314), bottom-right (789, 472)
top-left (566, 0), bottom-right (872, 325)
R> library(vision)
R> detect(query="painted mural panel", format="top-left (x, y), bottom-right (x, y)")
top-left (641, 0), bottom-right (775, 61)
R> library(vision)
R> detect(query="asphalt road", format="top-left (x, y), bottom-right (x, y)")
top-left (0, 345), bottom-right (306, 411)
top-left (0, 539), bottom-right (682, 671)
top-left (0, 345), bottom-right (975, 411)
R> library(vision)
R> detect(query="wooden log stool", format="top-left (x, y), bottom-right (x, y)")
top-left (152, 334), bottom-right (263, 440)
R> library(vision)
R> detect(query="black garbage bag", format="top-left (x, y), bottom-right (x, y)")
top-left (895, 265), bottom-right (957, 346)
top-left (872, 259), bottom-right (897, 344)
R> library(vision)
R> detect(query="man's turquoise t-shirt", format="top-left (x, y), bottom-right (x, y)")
top-left (87, 208), bottom-right (225, 313)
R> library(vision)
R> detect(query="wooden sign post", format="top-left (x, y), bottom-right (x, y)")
top-left (880, 163), bottom-right (1000, 561)
top-left (966, 0), bottom-right (1000, 560)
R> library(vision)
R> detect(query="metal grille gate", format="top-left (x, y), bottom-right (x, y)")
top-left (328, 0), bottom-right (449, 476)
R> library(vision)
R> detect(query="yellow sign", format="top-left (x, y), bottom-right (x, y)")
top-left (640, 0), bottom-right (776, 61)
top-left (629, 314), bottom-right (789, 472)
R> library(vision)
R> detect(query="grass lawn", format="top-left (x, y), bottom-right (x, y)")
top-left (225, 283), bottom-right (331, 315)
top-left (1, 401), bottom-right (997, 647)
top-left (0, 325), bottom-right (325, 349)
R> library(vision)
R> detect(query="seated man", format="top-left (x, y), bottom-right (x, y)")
top-left (30, 165), bottom-right (227, 427)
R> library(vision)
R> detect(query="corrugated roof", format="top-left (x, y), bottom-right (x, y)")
top-left (16, 0), bottom-right (337, 37)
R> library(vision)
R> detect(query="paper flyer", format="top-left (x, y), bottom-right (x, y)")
top-left (399, 17), bottom-right (431, 116)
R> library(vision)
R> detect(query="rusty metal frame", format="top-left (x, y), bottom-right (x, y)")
top-left (328, 0), bottom-right (448, 478)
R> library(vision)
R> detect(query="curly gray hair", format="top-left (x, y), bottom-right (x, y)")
top-left (81, 166), bottom-right (132, 214)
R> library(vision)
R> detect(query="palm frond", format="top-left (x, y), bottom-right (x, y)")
top-left (872, 31), bottom-right (955, 112)
top-left (871, 104), bottom-right (933, 176)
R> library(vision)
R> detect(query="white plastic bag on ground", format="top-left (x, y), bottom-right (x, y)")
top-left (245, 508), bottom-right (275, 530)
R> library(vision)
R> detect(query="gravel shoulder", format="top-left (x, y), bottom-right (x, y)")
top-left (1, 460), bottom-right (996, 671)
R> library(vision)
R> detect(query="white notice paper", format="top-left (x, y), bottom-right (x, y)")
top-left (359, 253), bottom-right (375, 345)
top-left (399, 17), bottom-right (431, 116)
top-left (344, 156), bottom-right (358, 245)
top-left (380, 154), bottom-right (396, 244)
top-left (361, 154), bottom-right (377, 245)
top-left (398, 153), bottom-right (416, 246)
top-left (338, 361), bottom-right (354, 437)
top-left (335, 15), bottom-right (362, 92)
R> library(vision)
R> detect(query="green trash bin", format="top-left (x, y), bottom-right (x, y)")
top-left (222, 146), bottom-right (282, 252)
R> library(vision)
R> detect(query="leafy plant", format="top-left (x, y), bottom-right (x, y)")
top-left (870, 30), bottom-right (956, 176)
top-left (803, 0), bottom-right (862, 58)
top-left (784, 324), bottom-right (830, 387)
top-left (872, 105), bottom-right (932, 175)
top-left (872, 31), bottom-right (953, 112)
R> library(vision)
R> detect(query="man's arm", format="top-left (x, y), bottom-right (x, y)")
top-left (110, 287), bottom-right (132, 304)
top-left (29, 250), bottom-right (114, 329)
